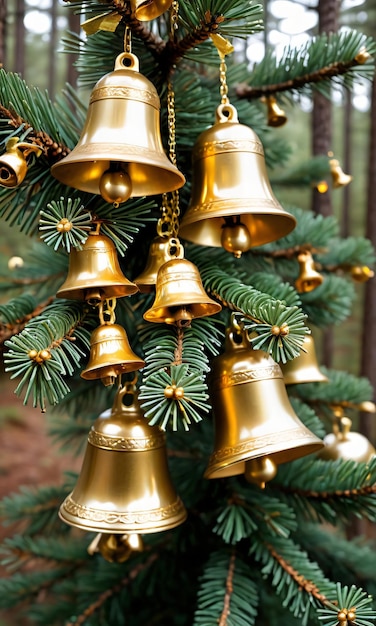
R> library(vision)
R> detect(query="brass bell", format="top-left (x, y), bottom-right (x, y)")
top-left (204, 327), bottom-right (323, 487)
top-left (59, 384), bottom-right (187, 533)
top-left (56, 229), bottom-right (138, 304)
top-left (0, 137), bottom-right (42, 188)
top-left (295, 251), bottom-right (323, 293)
top-left (143, 256), bottom-right (221, 325)
top-left (329, 158), bottom-right (352, 188)
top-left (178, 103), bottom-right (296, 256)
top-left (51, 52), bottom-right (185, 201)
top-left (265, 96), bottom-right (287, 128)
top-left (131, 0), bottom-right (173, 21)
top-left (319, 413), bottom-right (376, 463)
top-left (134, 236), bottom-right (184, 293)
top-left (281, 334), bottom-right (328, 385)
top-left (351, 265), bottom-right (375, 283)
top-left (88, 532), bottom-right (144, 563)
top-left (81, 323), bottom-right (145, 386)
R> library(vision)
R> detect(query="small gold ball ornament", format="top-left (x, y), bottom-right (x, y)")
top-left (99, 168), bottom-right (132, 205)
top-left (8, 256), bottom-right (24, 270)
top-left (245, 457), bottom-right (277, 489)
top-left (57, 218), bottom-right (73, 232)
top-left (221, 221), bottom-right (252, 258)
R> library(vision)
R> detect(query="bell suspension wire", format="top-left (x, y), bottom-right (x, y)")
top-left (124, 24), bottom-right (132, 54)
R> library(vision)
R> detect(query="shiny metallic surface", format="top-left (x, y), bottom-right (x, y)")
top-left (179, 103), bottom-right (296, 249)
top-left (134, 236), bottom-right (184, 293)
top-left (131, 0), bottom-right (173, 21)
top-left (81, 324), bottom-right (145, 382)
top-left (143, 257), bottom-right (222, 324)
top-left (204, 329), bottom-right (323, 480)
top-left (51, 53), bottom-right (185, 198)
top-left (295, 251), bottom-right (323, 293)
top-left (56, 231), bottom-right (138, 302)
top-left (319, 416), bottom-right (376, 463)
top-left (59, 386), bottom-right (187, 533)
top-left (281, 335), bottom-right (328, 385)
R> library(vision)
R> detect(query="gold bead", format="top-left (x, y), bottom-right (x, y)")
top-left (174, 386), bottom-right (184, 399)
top-left (338, 610), bottom-right (347, 621)
top-left (279, 323), bottom-right (290, 336)
top-left (164, 385), bottom-right (175, 398)
top-left (57, 217), bottom-right (73, 232)
top-left (28, 349), bottom-right (38, 360)
top-left (39, 349), bottom-right (52, 361)
top-left (271, 325), bottom-right (280, 336)
top-left (8, 256), bottom-right (24, 270)
top-left (347, 610), bottom-right (356, 622)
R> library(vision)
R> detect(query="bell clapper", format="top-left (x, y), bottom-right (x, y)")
top-left (221, 216), bottom-right (252, 258)
top-left (99, 161), bottom-right (132, 206)
top-left (244, 457), bottom-right (278, 489)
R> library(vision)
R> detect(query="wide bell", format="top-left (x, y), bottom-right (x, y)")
top-left (143, 257), bottom-right (221, 324)
top-left (59, 384), bottom-right (187, 533)
top-left (134, 236), bottom-right (184, 293)
top-left (51, 52), bottom-right (185, 201)
top-left (281, 334), bottom-right (328, 385)
top-left (131, 0), bottom-right (173, 21)
top-left (295, 251), bottom-right (323, 293)
top-left (265, 96), bottom-right (287, 128)
top-left (178, 103), bottom-right (296, 255)
top-left (56, 230), bottom-right (138, 304)
top-left (81, 323), bottom-right (145, 386)
top-left (204, 327), bottom-right (323, 487)
top-left (0, 137), bottom-right (42, 188)
top-left (319, 414), bottom-right (376, 463)
top-left (329, 158), bottom-right (352, 188)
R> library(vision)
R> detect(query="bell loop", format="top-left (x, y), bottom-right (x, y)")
top-left (115, 52), bottom-right (139, 73)
top-left (216, 103), bottom-right (238, 124)
top-left (98, 298), bottom-right (117, 325)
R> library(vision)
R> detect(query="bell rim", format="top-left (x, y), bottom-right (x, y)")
top-left (59, 495), bottom-right (187, 534)
top-left (143, 301), bottom-right (221, 323)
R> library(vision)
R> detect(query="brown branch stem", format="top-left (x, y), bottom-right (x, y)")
top-left (219, 551), bottom-right (236, 626)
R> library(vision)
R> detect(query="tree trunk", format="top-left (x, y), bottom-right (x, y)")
top-left (311, 0), bottom-right (339, 367)
top-left (48, 1), bottom-right (57, 97)
top-left (341, 89), bottom-right (352, 237)
top-left (14, 0), bottom-right (25, 77)
top-left (67, 10), bottom-right (81, 88)
top-left (0, 0), bottom-right (6, 68)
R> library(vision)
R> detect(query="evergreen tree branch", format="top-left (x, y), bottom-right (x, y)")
top-left (0, 296), bottom-right (54, 344)
top-left (65, 552), bottom-right (158, 626)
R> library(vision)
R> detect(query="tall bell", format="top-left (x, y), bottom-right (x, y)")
top-left (295, 251), bottom-right (323, 293)
top-left (204, 327), bottom-right (323, 487)
top-left (265, 96), bottom-right (287, 128)
top-left (281, 334), bottom-right (328, 385)
top-left (131, 0), bottom-right (173, 21)
top-left (56, 230), bottom-right (138, 304)
top-left (178, 103), bottom-right (296, 256)
top-left (81, 323), bottom-right (145, 386)
top-left (59, 384), bottom-right (187, 533)
top-left (329, 158), bottom-right (352, 188)
top-left (51, 53), bottom-right (185, 201)
top-left (0, 137), bottom-right (42, 188)
top-left (134, 236), bottom-right (184, 293)
top-left (143, 257), bottom-right (221, 325)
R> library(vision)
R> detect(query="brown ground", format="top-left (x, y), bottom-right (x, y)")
top-left (0, 369), bottom-right (79, 625)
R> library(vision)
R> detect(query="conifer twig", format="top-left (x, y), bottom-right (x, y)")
top-left (0, 297), bottom-right (55, 345)
top-left (218, 551), bottom-right (236, 626)
top-left (65, 552), bottom-right (158, 626)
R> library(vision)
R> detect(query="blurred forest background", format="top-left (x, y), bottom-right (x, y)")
top-left (1, 0), bottom-right (376, 512)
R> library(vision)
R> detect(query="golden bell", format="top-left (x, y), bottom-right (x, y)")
top-left (204, 328), bottom-right (323, 487)
top-left (319, 415), bottom-right (376, 463)
top-left (56, 230), bottom-right (138, 304)
top-left (51, 52), bottom-right (185, 201)
top-left (351, 265), bottom-right (375, 283)
top-left (295, 251), bottom-right (323, 293)
top-left (329, 158), bottom-right (352, 188)
top-left (281, 334), bottom-right (328, 385)
top-left (143, 257), bottom-right (221, 324)
top-left (265, 96), bottom-right (287, 128)
top-left (88, 532), bottom-right (144, 563)
top-left (59, 384), bottom-right (187, 533)
top-left (0, 137), bottom-right (42, 188)
top-left (81, 323), bottom-right (145, 386)
top-left (178, 103), bottom-right (296, 255)
top-left (131, 0), bottom-right (173, 21)
top-left (134, 236), bottom-right (184, 293)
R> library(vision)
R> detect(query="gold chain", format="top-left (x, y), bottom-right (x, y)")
top-left (219, 53), bottom-right (229, 105)
top-left (99, 298), bottom-right (117, 325)
top-left (124, 25), bottom-right (131, 53)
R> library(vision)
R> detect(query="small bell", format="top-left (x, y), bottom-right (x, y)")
top-left (179, 103), bottom-right (296, 254)
top-left (51, 52), bottom-right (185, 201)
top-left (204, 326), bottom-right (323, 487)
top-left (319, 411), bottom-right (376, 463)
top-left (329, 158), bottom-right (352, 189)
top-left (0, 137), bottom-right (42, 188)
top-left (134, 236), bottom-right (184, 293)
top-left (130, 0), bottom-right (173, 21)
top-left (81, 323), bottom-right (145, 386)
top-left (265, 96), bottom-right (287, 128)
top-left (88, 532), bottom-right (144, 563)
top-left (295, 251), bottom-right (323, 293)
top-left (56, 228), bottom-right (138, 304)
top-left (281, 334), bottom-right (328, 385)
top-left (143, 256), bottom-right (221, 325)
top-left (59, 384), bottom-right (187, 533)
top-left (351, 265), bottom-right (375, 283)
